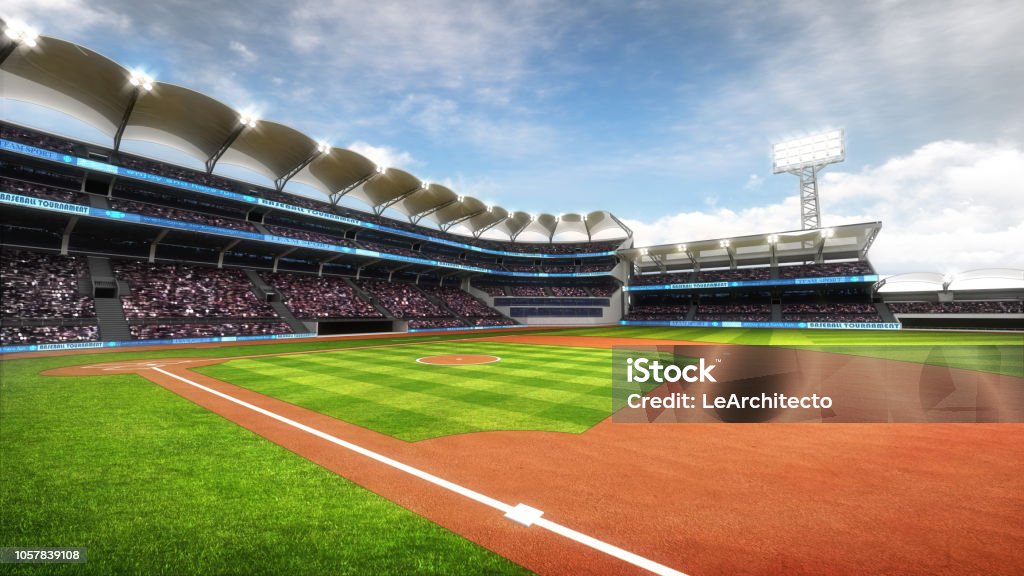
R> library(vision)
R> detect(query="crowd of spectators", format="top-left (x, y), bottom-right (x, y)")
top-left (117, 155), bottom-right (236, 191)
top-left (782, 303), bottom-right (880, 322)
top-left (110, 199), bottom-right (257, 232)
top-left (475, 284), bottom-right (506, 296)
top-left (697, 267), bottom-right (772, 282)
top-left (1, 176), bottom-right (83, 204)
top-left (889, 301), bottom-right (1023, 314)
top-left (2, 123), bottom-right (77, 154)
top-left (1, 325), bottom-right (98, 345)
top-left (355, 280), bottom-right (447, 318)
top-left (264, 273), bottom-right (382, 318)
top-left (624, 304), bottom-right (689, 319)
top-left (550, 285), bottom-right (589, 297)
top-left (695, 304), bottom-right (771, 322)
top-left (117, 261), bottom-right (275, 318)
top-left (580, 262), bottom-right (616, 272)
top-left (264, 224), bottom-right (356, 247)
top-left (407, 318), bottom-right (466, 329)
top-left (777, 261), bottom-right (874, 279)
top-left (130, 321), bottom-right (292, 340)
top-left (631, 271), bottom-right (693, 285)
top-left (423, 286), bottom-right (502, 317)
top-left (587, 285), bottom-right (618, 297)
top-left (510, 285), bottom-right (547, 297)
top-left (2, 250), bottom-right (95, 319)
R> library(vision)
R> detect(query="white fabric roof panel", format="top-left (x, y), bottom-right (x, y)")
top-left (0, 29), bottom-right (629, 241)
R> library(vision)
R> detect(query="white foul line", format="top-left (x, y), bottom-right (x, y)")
top-left (152, 367), bottom-right (687, 576)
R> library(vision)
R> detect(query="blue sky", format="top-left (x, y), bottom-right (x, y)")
top-left (2, 0), bottom-right (1022, 274)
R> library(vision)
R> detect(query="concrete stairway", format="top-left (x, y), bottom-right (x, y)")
top-left (414, 285), bottom-right (465, 321)
top-left (243, 270), bottom-right (308, 333)
top-left (874, 302), bottom-right (897, 323)
top-left (86, 256), bottom-right (131, 341)
top-left (343, 278), bottom-right (393, 318)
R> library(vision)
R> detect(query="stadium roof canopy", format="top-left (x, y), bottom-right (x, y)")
top-left (877, 268), bottom-right (1024, 293)
top-left (0, 24), bottom-right (630, 244)
top-left (620, 221), bottom-right (883, 273)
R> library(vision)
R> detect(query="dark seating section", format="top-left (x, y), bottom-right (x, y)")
top-left (264, 272), bottom-right (382, 318)
top-left (355, 279), bottom-right (447, 318)
top-left (1, 250), bottom-right (94, 318)
top-left (889, 301), bottom-right (1023, 314)
top-left (130, 321), bottom-right (292, 340)
top-left (1, 325), bottom-right (98, 345)
top-left (588, 284), bottom-right (618, 297)
top-left (782, 303), bottom-right (881, 323)
top-left (407, 318), bottom-right (466, 329)
top-left (116, 261), bottom-right (274, 318)
top-left (777, 261), bottom-right (874, 279)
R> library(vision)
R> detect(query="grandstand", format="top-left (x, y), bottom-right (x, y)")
top-left (2, 31), bottom-right (1022, 350)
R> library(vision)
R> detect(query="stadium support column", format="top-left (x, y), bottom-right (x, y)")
top-left (149, 229), bottom-right (168, 263)
top-left (272, 247), bottom-right (297, 273)
top-left (799, 166), bottom-right (821, 230)
top-left (218, 239), bottom-right (240, 269)
top-left (61, 217), bottom-right (78, 255)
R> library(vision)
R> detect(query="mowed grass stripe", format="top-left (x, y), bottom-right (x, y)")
top-left (197, 343), bottom-right (615, 440)
top-left (0, 355), bottom-right (528, 575)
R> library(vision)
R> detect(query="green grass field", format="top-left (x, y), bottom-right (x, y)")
top-left (2, 326), bottom-right (1021, 574)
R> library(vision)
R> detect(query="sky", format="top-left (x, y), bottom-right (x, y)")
top-left (2, 0), bottom-right (1022, 275)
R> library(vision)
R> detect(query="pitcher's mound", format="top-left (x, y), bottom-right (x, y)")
top-left (416, 354), bottom-right (501, 365)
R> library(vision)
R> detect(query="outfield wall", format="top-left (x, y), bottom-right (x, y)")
top-left (620, 320), bottom-right (903, 330)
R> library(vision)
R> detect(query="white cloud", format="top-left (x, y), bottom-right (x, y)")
top-left (1, 0), bottom-right (130, 35)
top-left (228, 40), bottom-right (256, 63)
top-left (624, 140), bottom-right (1024, 275)
top-left (347, 141), bottom-right (418, 170)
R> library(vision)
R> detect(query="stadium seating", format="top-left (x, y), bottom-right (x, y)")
top-left (116, 261), bottom-right (274, 318)
top-left (422, 286), bottom-right (502, 318)
top-left (264, 272), bottom-right (382, 318)
top-left (1, 176), bottom-right (82, 204)
top-left (777, 261), bottom-right (874, 279)
top-left (1, 325), bottom-right (98, 345)
top-left (782, 303), bottom-right (881, 322)
top-left (129, 321), bottom-right (292, 340)
top-left (889, 301), bottom-right (1023, 314)
top-left (110, 199), bottom-right (257, 232)
top-left (355, 280), bottom-right (448, 318)
top-left (695, 303), bottom-right (771, 321)
top-left (1, 250), bottom-right (94, 319)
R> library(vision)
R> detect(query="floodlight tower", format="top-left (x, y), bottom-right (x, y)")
top-left (772, 129), bottom-right (845, 229)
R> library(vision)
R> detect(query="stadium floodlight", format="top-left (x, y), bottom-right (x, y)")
top-left (4, 20), bottom-right (39, 47)
top-left (678, 244), bottom-right (686, 252)
top-left (238, 113), bottom-right (258, 128)
top-left (423, 182), bottom-right (432, 190)
top-left (128, 70), bottom-right (155, 91)
top-left (316, 142), bottom-right (331, 154)
top-left (820, 228), bottom-right (834, 239)
top-left (719, 239), bottom-right (731, 248)
top-left (375, 165), bottom-right (386, 174)
top-left (772, 129), bottom-right (845, 230)
top-left (767, 234), bottom-right (779, 244)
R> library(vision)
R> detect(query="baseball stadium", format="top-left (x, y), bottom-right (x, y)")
top-left (1, 10), bottom-right (1023, 576)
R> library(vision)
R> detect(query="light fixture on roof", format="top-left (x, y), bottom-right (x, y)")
top-left (128, 70), bottom-right (155, 92)
top-left (719, 239), bottom-right (731, 248)
top-left (678, 244), bottom-right (686, 252)
top-left (375, 165), bottom-right (386, 174)
top-left (4, 20), bottom-right (39, 48)
top-left (238, 112), bottom-right (258, 128)
top-left (486, 205), bottom-right (493, 213)
top-left (767, 234), bottom-right (779, 244)
top-left (316, 141), bottom-right (331, 154)
top-left (820, 228), bottom-right (834, 238)
top-left (457, 195), bottom-right (465, 202)
top-left (422, 181), bottom-right (431, 190)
